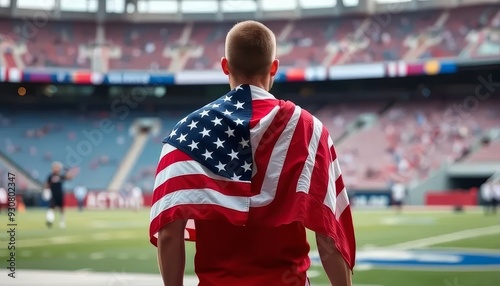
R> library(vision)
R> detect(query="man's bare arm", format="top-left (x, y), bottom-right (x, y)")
top-left (157, 220), bottom-right (187, 286)
top-left (316, 232), bottom-right (352, 286)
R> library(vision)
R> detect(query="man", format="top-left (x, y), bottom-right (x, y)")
top-left (46, 162), bottom-right (76, 228)
top-left (0, 186), bottom-right (6, 213)
top-left (74, 185), bottom-right (87, 212)
top-left (391, 180), bottom-right (406, 213)
top-left (149, 21), bottom-right (356, 286)
top-left (480, 181), bottom-right (493, 215)
top-left (131, 185), bottom-right (143, 212)
top-left (492, 179), bottom-right (500, 215)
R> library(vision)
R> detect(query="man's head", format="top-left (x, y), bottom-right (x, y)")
top-left (52, 161), bottom-right (62, 174)
top-left (221, 20), bottom-right (279, 91)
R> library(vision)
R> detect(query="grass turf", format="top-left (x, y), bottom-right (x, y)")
top-left (1, 208), bottom-right (499, 286)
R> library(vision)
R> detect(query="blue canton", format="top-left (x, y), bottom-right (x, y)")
top-left (163, 84), bottom-right (253, 182)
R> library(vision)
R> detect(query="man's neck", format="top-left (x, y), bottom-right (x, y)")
top-left (230, 78), bottom-right (268, 91)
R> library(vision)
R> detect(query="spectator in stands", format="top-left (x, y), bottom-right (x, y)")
top-left (391, 180), bottom-right (406, 213)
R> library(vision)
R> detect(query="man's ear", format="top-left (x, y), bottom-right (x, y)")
top-left (221, 57), bottom-right (230, 75)
top-left (270, 59), bottom-right (279, 77)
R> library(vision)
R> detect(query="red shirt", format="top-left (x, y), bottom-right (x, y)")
top-left (194, 220), bottom-right (311, 286)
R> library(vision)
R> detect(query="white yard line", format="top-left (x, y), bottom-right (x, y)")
top-left (389, 225), bottom-right (500, 250)
top-left (18, 231), bottom-right (138, 248)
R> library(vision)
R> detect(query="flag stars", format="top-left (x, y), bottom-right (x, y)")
top-left (187, 120), bottom-right (199, 130)
top-left (228, 149), bottom-right (239, 160)
top-left (199, 110), bottom-right (210, 118)
top-left (239, 138), bottom-right (250, 148)
top-left (169, 128), bottom-right (178, 138)
top-left (179, 117), bottom-right (188, 124)
top-left (199, 128), bottom-right (211, 138)
top-left (242, 161), bottom-right (252, 172)
top-left (234, 118), bottom-right (244, 126)
top-left (223, 95), bottom-right (232, 102)
top-left (213, 138), bottom-right (225, 149)
top-left (234, 101), bottom-right (245, 110)
top-left (222, 109), bottom-right (233, 116)
top-left (231, 174), bottom-right (242, 181)
top-left (224, 127), bottom-right (235, 138)
top-left (177, 133), bottom-right (187, 143)
top-left (215, 161), bottom-right (226, 172)
top-left (211, 117), bottom-right (223, 127)
top-left (187, 140), bottom-right (199, 151)
top-left (212, 103), bottom-right (221, 108)
top-left (235, 85), bottom-right (244, 91)
top-left (202, 150), bottom-right (213, 161)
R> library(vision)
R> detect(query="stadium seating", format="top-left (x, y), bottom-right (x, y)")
top-left (125, 117), bottom-right (179, 191)
top-left (464, 140), bottom-right (500, 162)
top-left (0, 111), bottom-right (133, 190)
top-left (2, 98), bottom-right (498, 192)
top-left (1, 4), bottom-right (499, 71)
top-left (338, 98), bottom-right (500, 189)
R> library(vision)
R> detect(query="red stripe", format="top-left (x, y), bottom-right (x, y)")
top-left (249, 99), bottom-right (279, 129)
top-left (335, 175), bottom-right (345, 196)
top-left (335, 206), bottom-right (356, 268)
top-left (156, 149), bottom-right (191, 175)
top-left (150, 204), bottom-right (248, 246)
top-left (330, 144), bottom-right (338, 161)
top-left (153, 174), bottom-right (251, 201)
top-left (251, 101), bottom-right (296, 195)
top-left (250, 108), bottom-right (314, 225)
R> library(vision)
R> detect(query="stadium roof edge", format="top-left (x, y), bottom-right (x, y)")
top-left (0, 0), bottom-right (499, 22)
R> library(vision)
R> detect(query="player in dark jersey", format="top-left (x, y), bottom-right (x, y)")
top-left (46, 162), bottom-right (77, 228)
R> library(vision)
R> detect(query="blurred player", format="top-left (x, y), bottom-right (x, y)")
top-left (391, 180), bottom-right (406, 213)
top-left (150, 21), bottom-right (355, 286)
top-left (480, 181), bottom-right (493, 215)
top-left (492, 179), bottom-right (500, 215)
top-left (0, 187), bottom-right (6, 213)
top-left (45, 162), bottom-right (77, 228)
top-left (74, 185), bottom-right (87, 212)
top-left (131, 185), bottom-right (143, 212)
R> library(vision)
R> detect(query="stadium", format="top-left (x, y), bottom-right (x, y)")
top-left (0, 0), bottom-right (499, 285)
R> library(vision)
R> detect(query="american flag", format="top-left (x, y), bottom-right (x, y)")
top-left (150, 84), bottom-right (356, 269)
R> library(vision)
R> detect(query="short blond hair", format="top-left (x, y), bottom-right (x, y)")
top-left (225, 20), bottom-right (277, 78)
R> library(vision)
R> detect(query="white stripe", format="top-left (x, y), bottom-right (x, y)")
top-left (250, 85), bottom-right (276, 101)
top-left (333, 158), bottom-right (342, 181)
top-left (324, 161), bottom-right (337, 214)
top-left (150, 189), bottom-right (250, 221)
top-left (297, 116), bottom-right (323, 194)
top-left (328, 136), bottom-right (334, 149)
top-left (335, 188), bottom-right (350, 220)
top-left (158, 144), bottom-right (176, 163)
top-left (250, 105), bottom-right (280, 177)
top-left (250, 105), bottom-right (280, 149)
top-left (251, 106), bottom-right (302, 207)
top-left (154, 159), bottom-right (248, 191)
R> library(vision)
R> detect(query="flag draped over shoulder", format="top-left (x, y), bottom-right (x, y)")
top-left (149, 84), bottom-right (356, 269)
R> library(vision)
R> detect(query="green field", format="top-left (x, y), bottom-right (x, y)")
top-left (1, 208), bottom-right (499, 286)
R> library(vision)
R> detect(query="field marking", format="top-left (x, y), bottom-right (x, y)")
top-left (429, 247), bottom-right (500, 254)
top-left (389, 225), bottom-right (500, 250)
top-left (18, 231), bottom-right (138, 248)
top-left (0, 269), bottom-right (379, 286)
